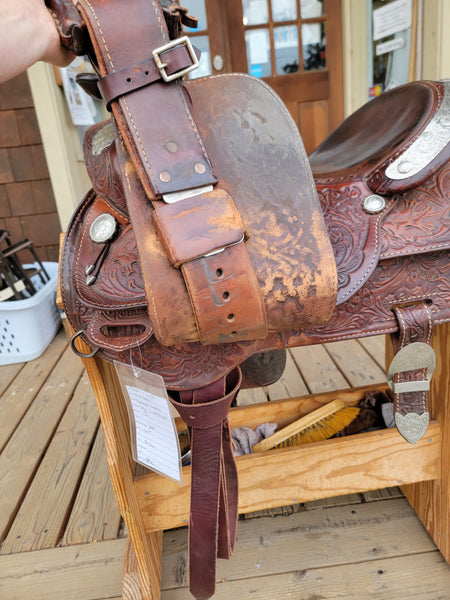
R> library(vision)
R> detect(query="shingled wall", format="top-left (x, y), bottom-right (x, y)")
top-left (0, 72), bottom-right (61, 262)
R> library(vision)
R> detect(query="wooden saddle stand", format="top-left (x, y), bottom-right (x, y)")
top-left (50, 0), bottom-right (450, 598)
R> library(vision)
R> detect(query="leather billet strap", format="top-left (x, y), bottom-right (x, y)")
top-left (152, 189), bottom-right (267, 344)
top-left (169, 368), bottom-right (241, 600)
top-left (76, 0), bottom-right (217, 198)
top-left (389, 303), bottom-right (435, 444)
top-left (98, 42), bottom-right (201, 109)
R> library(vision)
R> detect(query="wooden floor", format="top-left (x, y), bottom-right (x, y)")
top-left (0, 328), bottom-right (449, 599)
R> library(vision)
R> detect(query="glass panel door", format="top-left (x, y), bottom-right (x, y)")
top-left (240, 0), bottom-right (326, 77)
top-left (182, 0), bottom-right (213, 78)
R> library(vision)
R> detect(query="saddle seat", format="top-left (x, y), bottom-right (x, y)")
top-left (309, 81), bottom-right (444, 193)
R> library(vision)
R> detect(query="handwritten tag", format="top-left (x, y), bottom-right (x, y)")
top-left (115, 362), bottom-right (183, 485)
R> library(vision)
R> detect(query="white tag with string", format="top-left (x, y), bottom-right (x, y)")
top-left (114, 361), bottom-right (183, 485)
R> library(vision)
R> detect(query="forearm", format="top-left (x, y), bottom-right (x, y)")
top-left (0, 0), bottom-right (74, 83)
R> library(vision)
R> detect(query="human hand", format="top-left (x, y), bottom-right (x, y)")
top-left (0, 0), bottom-right (77, 83)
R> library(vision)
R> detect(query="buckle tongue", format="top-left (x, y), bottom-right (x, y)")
top-left (153, 36), bottom-right (199, 82)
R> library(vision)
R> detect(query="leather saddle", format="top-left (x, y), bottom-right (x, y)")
top-left (53, 1), bottom-right (450, 598)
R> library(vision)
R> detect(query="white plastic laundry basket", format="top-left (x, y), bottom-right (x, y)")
top-left (0, 262), bottom-right (61, 364)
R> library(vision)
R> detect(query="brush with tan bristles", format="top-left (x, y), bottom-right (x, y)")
top-left (252, 399), bottom-right (360, 452)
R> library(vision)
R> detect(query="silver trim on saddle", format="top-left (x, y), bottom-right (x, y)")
top-left (385, 79), bottom-right (450, 180)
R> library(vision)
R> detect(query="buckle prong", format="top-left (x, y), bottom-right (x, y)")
top-left (153, 36), bottom-right (199, 82)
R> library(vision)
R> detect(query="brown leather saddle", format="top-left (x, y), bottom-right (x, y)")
top-left (53, 1), bottom-right (450, 598)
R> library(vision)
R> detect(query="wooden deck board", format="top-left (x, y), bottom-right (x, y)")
top-left (0, 343), bottom-right (84, 544)
top-left (1, 373), bottom-right (99, 554)
top-left (160, 498), bottom-right (439, 588)
top-left (61, 425), bottom-right (122, 546)
top-left (1, 333), bottom-right (449, 599)
top-left (0, 329), bottom-right (68, 452)
top-left (290, 343), bottom-right (351, 392)
top-left (265, 351), bottom-right (309, 400)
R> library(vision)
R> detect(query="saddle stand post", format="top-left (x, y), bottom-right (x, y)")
top-left (69, 321), bottom-right (450, 600)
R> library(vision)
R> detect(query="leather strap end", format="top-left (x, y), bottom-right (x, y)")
top-left (152, 189), bottom-right (247, 268)
top-left (45, 0), bottom-right (88, 55)
top-left (389, 303), bottom-right (434, 443)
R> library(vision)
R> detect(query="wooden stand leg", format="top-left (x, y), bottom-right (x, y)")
top-left (392, 323), bottom-right (450, 562)
top-left (81, 353), bottom-right (163, 599)
top-left (123, 533), bottom-right (163, 600)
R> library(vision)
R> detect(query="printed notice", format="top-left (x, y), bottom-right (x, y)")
top-left (373, 0), bottom-right (412, 42)
top-left (125, 385), bottom-right (182, 484)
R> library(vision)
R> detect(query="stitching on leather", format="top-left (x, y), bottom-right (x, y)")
top-left (83, 0), bottom-right (116, 71)
top-left (149, 1), bottom-right (211, 165)
top-left (177, 85), bottom-right (212, 166)
top-left (338, 213), bottom-right (382, 302)
top-left (397, 308), bottom-right (406, 350)
top-left (61, 191), bottom-right (96, 333)
top-left (381, 242), bottom-right (450, 258)
top-left (425, 303), bottom-right (433, 345)
top-left (151, 0), bottom-right (168, 42)
top-left (119, 136), bottom-right (164, 342)
top-left (88, 311), bottom-right (152, 350)
top-left (121, 98), bottom-right (157, 184)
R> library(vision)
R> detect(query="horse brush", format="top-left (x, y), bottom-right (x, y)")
top-left (252, 399), bottom-right (360, 452)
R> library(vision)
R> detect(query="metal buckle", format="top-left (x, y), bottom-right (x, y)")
top-left (152, 36), bottom-right (199, 82)
top-left (387, 342), bottom-right (436, 395)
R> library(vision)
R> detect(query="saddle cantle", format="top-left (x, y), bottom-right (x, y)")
top-left (55, 0), bottom-right (450, 598)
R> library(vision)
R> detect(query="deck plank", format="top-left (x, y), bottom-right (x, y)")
top-left (325, 338), bottom-right (387, 387)
top-left (358, 334), bottom-right (387, 370)
top-left (265, 351), bottom-right (309, 400)
top-left (160, 498), bottom-right (444, 592)
top-left (2, 373), bottom-right (99, 554)
top-left (0, 330), bottom-right (68, 452)
top-left (0, 344), bottom-right (84, 545)
top-left (0, 362), bottom-right (24, 397)
top-left (61, 425), bottom-right (122, 546)
top-left (162, 552), bottom-right (450, 599)
top-left (290, 343), bottom-right (350, 392)
top-left (0, 538), bottom-right (125, 600)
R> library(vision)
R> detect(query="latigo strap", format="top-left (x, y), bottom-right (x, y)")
top-left (170, 369), bottom-right (241, 600)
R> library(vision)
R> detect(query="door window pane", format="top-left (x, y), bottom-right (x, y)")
top-left (181, 0), bottom-right (207, 31)
top-left (188, 35), bottom-right (212, 78)
top-left (272, 0), bottom-right (297, 22)
top-left (245, 28), bottom-right (271, 77)
top-left (242, 0), bottom-right (269, 26)
top-left (302, 22), bottom-right (326, 70)
top-left (300, 0), bottom-right (323, 18)
top-left (274, 25), bottom-right (299, 74)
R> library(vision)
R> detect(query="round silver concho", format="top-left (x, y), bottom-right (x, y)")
top-left (89, 213), bottom-right (117, 243)
top-left (363, 194), bottom-right (386, 214)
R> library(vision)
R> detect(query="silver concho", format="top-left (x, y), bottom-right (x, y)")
top-left (395, 412), bottom-right (430, 444)
top-left (89, 213), bottom-right (117, 243)
top-left (363, 194), bottom-right (386, 214)
top-left (386, 79), bottom-right (450, 179)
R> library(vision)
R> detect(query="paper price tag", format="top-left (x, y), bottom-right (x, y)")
top-left (115, 362), bottom-right (183, 485)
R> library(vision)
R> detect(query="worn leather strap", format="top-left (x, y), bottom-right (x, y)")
top-left (390, 303), bottom-right (433, 443)
top-left (98, 44), bottom-right (201, 109)
top-left (170, 368), bottom-right (241, 600)
top-left (153, 189), bottom-right (267, 344)
top-left (76, 0), bottom-right (217, 197)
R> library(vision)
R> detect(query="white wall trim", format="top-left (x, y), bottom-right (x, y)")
top-left (27, 63), bottom-right (91, 231)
